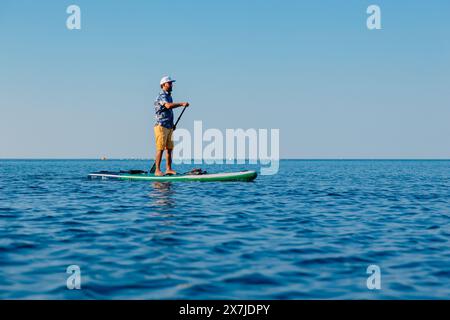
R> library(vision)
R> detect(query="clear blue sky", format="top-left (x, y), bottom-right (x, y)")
top-left (1, 0), bottom-right (449, 159)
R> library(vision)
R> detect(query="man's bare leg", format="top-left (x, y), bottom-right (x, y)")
top-left (165, 149), bottom-right (176, 175)
top-left (155, 150), bottom-right (164, 176)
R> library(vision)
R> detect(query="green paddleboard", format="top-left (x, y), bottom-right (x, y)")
top-left (88, 170), bottom-right (257, 182)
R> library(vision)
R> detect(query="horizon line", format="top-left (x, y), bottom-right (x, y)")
top-left (1, 158), bottom-right (450, 161)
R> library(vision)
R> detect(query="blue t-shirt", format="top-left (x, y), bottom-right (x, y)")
top-left (154, 90), bottom-right (174, 129)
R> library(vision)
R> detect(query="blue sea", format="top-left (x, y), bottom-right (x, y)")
top-left (0, 160), bottom-right (449, 299)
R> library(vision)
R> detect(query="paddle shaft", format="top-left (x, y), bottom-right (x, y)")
top-left (150, 106), bottom-right (187, 173)
top-left (174, 106), bottom-right (187, 128)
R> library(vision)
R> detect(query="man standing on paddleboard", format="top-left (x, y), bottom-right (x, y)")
top-left (153, 76), bottom-right (189, 176)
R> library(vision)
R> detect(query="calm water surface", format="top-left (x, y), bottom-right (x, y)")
top-left (0, 160), bottom-right (449, 299)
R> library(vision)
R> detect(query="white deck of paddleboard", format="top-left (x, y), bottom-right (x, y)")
top-left (88, 171), bottom-right (255, 180)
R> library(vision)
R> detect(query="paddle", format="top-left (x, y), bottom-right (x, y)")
top-left (150, 106), bottom-right (188, 174)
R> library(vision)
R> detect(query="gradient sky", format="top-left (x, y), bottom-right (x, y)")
top-left (1, 0), bottom-right (449, 159)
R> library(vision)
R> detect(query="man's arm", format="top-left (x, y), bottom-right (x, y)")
top-left (163, 102), bottom-right (189, 109)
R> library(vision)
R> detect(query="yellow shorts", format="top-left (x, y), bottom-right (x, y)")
top-left (154, 125), bottom-right (174, 151)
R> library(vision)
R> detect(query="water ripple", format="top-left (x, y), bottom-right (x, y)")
top-left (0, 160), bottom-right (449, 299)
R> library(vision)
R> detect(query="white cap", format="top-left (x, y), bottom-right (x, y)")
top-left (160, 76), bottom-right (176, 85)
